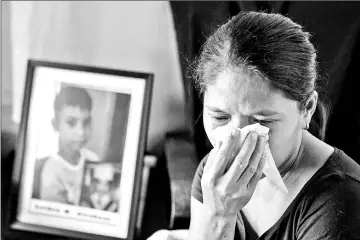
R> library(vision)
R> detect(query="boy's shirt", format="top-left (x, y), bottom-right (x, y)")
top-left (39, 148), bottom-right (99, 205)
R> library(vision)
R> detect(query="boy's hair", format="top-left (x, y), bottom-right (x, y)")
top-left (54, 86), bottom-right (92, 115)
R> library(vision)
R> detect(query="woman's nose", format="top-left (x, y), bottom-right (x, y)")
top-left (232, 116), bottom-right (250, 129)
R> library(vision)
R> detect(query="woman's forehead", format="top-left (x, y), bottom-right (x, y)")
top-left (214, 70), bottom-right (270, 94)
top-left (204, 71), bottom-right (295, 115)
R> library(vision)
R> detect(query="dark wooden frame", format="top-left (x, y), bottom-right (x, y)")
top-left (5, 59), bottom-right (153, 240)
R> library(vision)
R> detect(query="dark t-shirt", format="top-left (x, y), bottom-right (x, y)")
top-left (191, 147), bottom-right (360, 240)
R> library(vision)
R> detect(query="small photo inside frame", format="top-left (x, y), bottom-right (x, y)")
top-left (8, 60), bottom-right (153, 240)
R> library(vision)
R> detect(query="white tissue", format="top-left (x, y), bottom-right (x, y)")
top-left (212, 123), bottom-right (288, 193)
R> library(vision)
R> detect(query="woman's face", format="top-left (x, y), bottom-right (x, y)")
top-left (203, 70), bottom-right (305, 168)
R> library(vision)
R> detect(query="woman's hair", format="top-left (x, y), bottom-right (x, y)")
top-left (193, 11), bottom-right (330, 140)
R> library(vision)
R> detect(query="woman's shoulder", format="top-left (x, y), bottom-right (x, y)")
top-left (331, 148), bottom-right (360, 182)
top-left (293, 148), bottom-right (360, 239)
top-left (316, 147), bottom-right (360, 184)
top-left (298, 147), bottom-right (360, 214)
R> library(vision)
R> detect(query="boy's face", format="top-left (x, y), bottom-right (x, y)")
top-left (56, 105), bottom-right (92, 153)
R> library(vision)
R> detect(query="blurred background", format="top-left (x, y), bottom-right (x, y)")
top-left (1, 1), bottom-right (186, 157)
top-left (2, 1), bottom-right (360, 240)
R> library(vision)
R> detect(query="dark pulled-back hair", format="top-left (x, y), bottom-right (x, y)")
top-left (54, 86), bottom-right (93, 116)
top-left (193, 11), bottom-right (330, 140)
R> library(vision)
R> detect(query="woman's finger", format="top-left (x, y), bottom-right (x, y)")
top-left (203, 142), bottom-right (221, 172)
top-left (210, 128), bottom-right (241, 177)
top-left (239, 135), bottom-right (266, 184)
top-left (247, 149), bottom-right (266, 189)
top-left (225, 132), bottom-right (258, 182)
top-left (224, 129), bottom-right (243, 172)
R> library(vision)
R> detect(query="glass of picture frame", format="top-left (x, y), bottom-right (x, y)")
top-left (6, 60), bottom-right (153, 240)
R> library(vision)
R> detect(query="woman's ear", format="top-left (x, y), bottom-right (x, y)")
top-left (304, 90), bottom-right (318, 126)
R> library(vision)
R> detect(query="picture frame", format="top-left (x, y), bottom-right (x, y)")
top-left (6, 60), bottom-right (153, 240)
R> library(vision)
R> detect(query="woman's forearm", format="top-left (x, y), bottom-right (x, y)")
top-left (188, 209), bottom-right (237, 240)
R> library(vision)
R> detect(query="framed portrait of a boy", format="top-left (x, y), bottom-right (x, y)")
top-left (7, 60), bottom-right (153, 240)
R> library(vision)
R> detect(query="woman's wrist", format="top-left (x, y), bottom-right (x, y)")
top-left (207, 211), bottom-right (238, 223)
top-left (202, 207), bottom-right (238, 239)
top-left (202, 203), bottom-right (239, 221)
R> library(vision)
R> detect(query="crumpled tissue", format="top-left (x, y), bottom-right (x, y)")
top-left (211, 123), bottom-right (288, 193)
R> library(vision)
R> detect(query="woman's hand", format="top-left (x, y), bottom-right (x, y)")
top-left (201, 129), bottom-right (267, 218)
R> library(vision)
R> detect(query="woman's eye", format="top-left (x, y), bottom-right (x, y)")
top-left (211, 115), bottom-right (229, 122)
top-left (253, 118), bottom-right (275, 125)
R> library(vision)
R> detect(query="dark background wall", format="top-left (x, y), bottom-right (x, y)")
top-left (171, 1), bottom-right (360, 163)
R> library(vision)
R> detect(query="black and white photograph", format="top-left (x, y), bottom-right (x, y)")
top-left (31, 83), bottom-right (129, 209)
top-left (3, 2), bottom-right (360, 240)
top-left (6, 60), bottom-right (153, 240)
